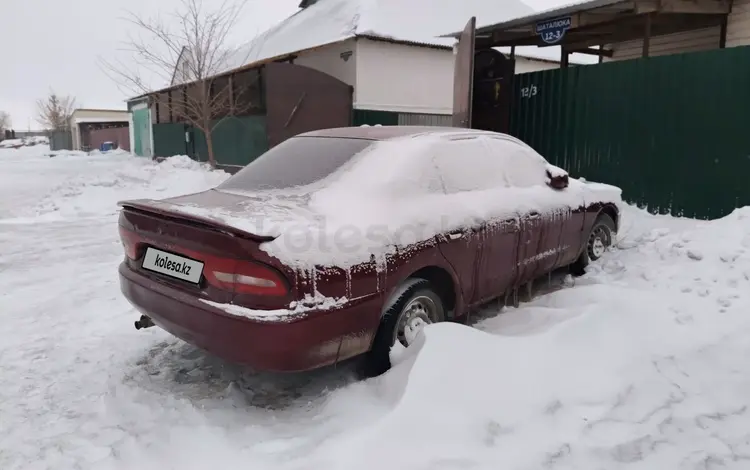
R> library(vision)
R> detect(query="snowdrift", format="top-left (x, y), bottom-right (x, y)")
top-left (0, 148), bottom-right (229, 222)
top-left (294, 204), bottom-right (750, 469)
top-left (314, 205), bottom-right (750, 469)
top-left (3, 144), bottom-right (750, 470)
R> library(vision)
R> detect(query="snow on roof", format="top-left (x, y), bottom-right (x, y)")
top-left (72, 116), bottom-right (130, 124)
top-left (221, 0), bottom-right (536, 73)
top-left (475, 0), bottom-right (622, 36)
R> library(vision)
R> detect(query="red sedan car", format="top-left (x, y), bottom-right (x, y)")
top-left (118, 126), bottom-right (621, 376)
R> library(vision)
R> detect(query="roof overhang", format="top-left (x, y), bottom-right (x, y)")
top-left (128, 33), bottom-right (565, 102)
top-left (442, 0), bottom-right (730, 51)
top-left (73, 117), bottom-right (129, 124)
top-left (125, 39), bottom-right (351, 102)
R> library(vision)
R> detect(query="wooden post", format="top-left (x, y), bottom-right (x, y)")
top-left (228, 75), bottom-right (235, 115)
top-left (508, 45), bottom-right (517, 136)
top-left (561, 46), bottom-right (570, 68)
top-left (167, 91), bottom-right (173, 122)
top-left (643, 14), bottom-right (652, 58)
top-left (599, 44), bottom-right (604, 63)
top-left (719, 16), bottom-right (728, 48)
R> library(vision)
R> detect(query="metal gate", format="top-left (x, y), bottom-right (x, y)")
top-left (510, 46), bottom-right (750, 220)
top-left (264, 62), bottom-right (353, 148)
top-left (132, 107), bottom-right (152, 157)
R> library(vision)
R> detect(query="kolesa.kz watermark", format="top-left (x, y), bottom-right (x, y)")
top-left (154, 252), bottom-right (193, 276)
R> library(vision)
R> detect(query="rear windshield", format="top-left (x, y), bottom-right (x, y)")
top-left (217, 136), bottom-right (373, 191)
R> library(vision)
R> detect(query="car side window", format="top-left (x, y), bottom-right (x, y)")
top-left (431, 138), bottom-right (509, 193)
top-left (480, 137), bottom-right (549, 188)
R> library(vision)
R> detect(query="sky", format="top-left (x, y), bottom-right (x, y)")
top-left (0, 0), bottom-right (300, 130)
top-left (0, 0), bottom-right (565, 131)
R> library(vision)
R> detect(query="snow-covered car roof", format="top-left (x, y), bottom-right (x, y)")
top-left (297, 125), bottom-right (522, 142)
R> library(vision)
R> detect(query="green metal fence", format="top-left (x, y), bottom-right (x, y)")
top-left (153, 123), bottom-right (187, 158)
top-left (353, 109), bottom-right (399, 126)
top-left (153, 116), bottom-right (268, 167)
top-left (510, 46), bottom-right (750, 220)
top-left (209, 116), bottom-right (268, 167)
top-left (49, 129), bottom-right (72, 151)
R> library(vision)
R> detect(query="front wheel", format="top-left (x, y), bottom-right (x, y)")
top-left (362, 279), bottom-right (445, 378)
top-left (570, 213), bottom-right (616, 275)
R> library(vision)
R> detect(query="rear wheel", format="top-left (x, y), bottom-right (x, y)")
top-left (570, 213), bottom-right (616, 276)
top-left (362, 279), bottom-right (445, 378)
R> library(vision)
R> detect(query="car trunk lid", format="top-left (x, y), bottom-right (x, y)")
top-left (117, 189), bottom-right (311, 309)
top-left (121, 188), bottom-right (314, 239)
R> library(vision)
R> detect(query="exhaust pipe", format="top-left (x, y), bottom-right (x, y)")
top-left (134, 315), bottom-right (155, 330)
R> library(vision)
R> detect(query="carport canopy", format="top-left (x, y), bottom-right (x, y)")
top-left (443, 0), bottom-right (731, 62)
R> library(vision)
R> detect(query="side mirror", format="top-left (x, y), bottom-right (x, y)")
top-left (546, 165), bottom-right (569, 190)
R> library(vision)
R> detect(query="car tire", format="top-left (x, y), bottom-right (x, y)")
top-left (570, 213), bottom-right (616, 276)
top-left (361, 279), bottom-right (446, 378)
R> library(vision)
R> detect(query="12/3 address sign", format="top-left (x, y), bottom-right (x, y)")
top-left (535, 16), bottom-right (572, 45)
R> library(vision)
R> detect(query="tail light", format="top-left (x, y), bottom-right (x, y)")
top-left (119, 226), bottom-right (139, 259)
top-left (209, 262), bottom-right (288, 296)
top-left (118, 224), bottom-right (288, 296)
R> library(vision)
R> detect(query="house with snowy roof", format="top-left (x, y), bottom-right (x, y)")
top-left (129, 0), bottom-right (593, 165)
top-left (171, 0), bottom-right (590, 126)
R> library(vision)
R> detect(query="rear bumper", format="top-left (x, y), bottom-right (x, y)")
top-left (118, 262), bottom-right (382, 372)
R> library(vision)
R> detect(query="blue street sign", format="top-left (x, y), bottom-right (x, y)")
top-left (535, 16), bottom-right (572, 45)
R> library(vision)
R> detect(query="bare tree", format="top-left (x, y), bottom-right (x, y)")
top-left (101, 0), bottom-right (260, 167)
top-left (0, 111), bottom-right (10, 134)
top-left (36, 92), bottom-right (76, 131)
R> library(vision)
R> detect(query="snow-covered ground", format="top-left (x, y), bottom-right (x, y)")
top-left (2, 145), bottom-right (750, 470)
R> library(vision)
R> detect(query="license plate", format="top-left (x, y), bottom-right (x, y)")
top-left (142, 247), bottom-right (204, 284)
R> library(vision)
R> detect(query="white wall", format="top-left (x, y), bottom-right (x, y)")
top-left (293, 39), bottom-right (357, 86)
top-left (294, 39), bottom-right (560, 115)
top-left (355, 38), bottom-right (454, 114)
top-left (727, 0), bottom-right (750, 46)
top-left (609, 27), bottom-right (721, 61)
top-left (353, 39), bottom-right (560, 115)
top-left (72, 126), bottom-right (80, 151)
top-left (515, 58), bottom-right (559, 74)
top-left (70, 109), bottom-right (128, 121)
